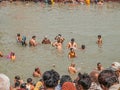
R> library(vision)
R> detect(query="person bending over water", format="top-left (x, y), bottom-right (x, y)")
top-left (42, 36), bottom-right (51, 44)
top-left (29, 36), bottom-right (38, 47)
top-left (68, 63), bottom-right (77, 74)
top-left (0, 51), bottom-right (3, 57)
top-left (33, 67), bottom-right (42, 77)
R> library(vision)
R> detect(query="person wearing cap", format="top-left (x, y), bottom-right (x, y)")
top-left (111, 62), bottom-right (120, 83)
top-left (67, 38), bottom-right (77, 50)
top-left (41, 36), bottom-right (51, 44)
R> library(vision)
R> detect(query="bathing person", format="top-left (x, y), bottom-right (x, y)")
top-left (21, 36), bottom-right (27, 46)
top-left (52, 39), bottom-right (62, 50)
top-left (11, 52), bottom-right (16, 61)
top-left (33, 67), bottom-right (42, 77)
top-left (96, 35), bottom-right (102, 47)
top-left (26, 78), bottom-right (35, 90)
top-left (17, 33), bottom-right (22, 43)
top-left (68, 48), bottom-right (77, 59)
top-left (42, 36), bottom-right (51, 44)
top-left (67, 38), bottom-right (77, 49)
top-left (29, 36), bottom-right (37, 47)
top-left (0, 51), bottom-right (3, 57)
top-left (95, 62), bottom-right (104, 72)
top-left (14, 75), bottom-right (24, 85)
top-left (68, 63), bottom-right (77, 74)
top-left (42, 69), bottom-right (60, 90)
top-left (0, 73), bottom-right (11, 90)
top-left (54, 34), bottom-right (65, 44)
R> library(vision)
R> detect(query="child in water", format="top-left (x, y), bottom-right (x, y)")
top-left (97, 35), bottom-right (102, 47)
top-left (68, 48), bottom-right (77, 59)
top-left (7, 52), bottom-right (16, 61)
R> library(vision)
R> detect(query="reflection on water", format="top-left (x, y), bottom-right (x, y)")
top-left (0, 1), bottom-right (120, 84)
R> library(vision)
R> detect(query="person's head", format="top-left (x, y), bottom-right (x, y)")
top-left (0, 73), bottom-right (10, 90)
top-left (98, 69), bottom-right (119, 90)
top-left (15, 75), bottom-right (20, 81)
top-left (32, 36), bottom-right (36, 40)
top-left (76, 73), bottom-right (92, 90)
top-left (98, 35), bottom-right (101, 39)
top-left (35, 67), bottom-right (40, 72)
top-left (58, 34), bottom-right (61, 37)
top-left (42, 69), bottom-right (60, 89)
top-left (89, 70), bottom-right (99, 83)
top-left (60, 75), bottom-right (72, 86)
top-left (71, 38), bottom-right (75, 43)
top-left (20, 83), bottom-right (26, 89)
top-left (70, 48), bottom-right (74, 52)
top-left (17, 33), bottom-right (20, 37)
top-left (97, 62), bottom-right (102, 69)
top-left (81, 45), bottom-right (85, 50)
top-left (14, 81), bottom-right (20, 88)
top-left (27, 78), bottom-right (33, 84)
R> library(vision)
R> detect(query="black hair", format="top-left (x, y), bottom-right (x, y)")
top-left (81, 45), bottom-right (85, 49)
top-left (77, 73), bottom-right (92, 90)
top-left (98, 35), bottom-right (101, 38)
top-left (15, 75), bottom-right (20, 81)
top-left (17, 33), bottom-right (20, 36)
top-left (98, 69), bottom-right (119, 88)
top-left (20, 83), bottom-right (26, 89)
top-left (27, 78), bottom-right (32, 83)
top-left (15, 81), bottom-right (20, 88)
top-left (60, 75), bottom-right (72, 86)
top-left (71, 38), bottom-right (75, 42)
top-left (32, 36), bottom-right (36, 39)
top-left (42, 69), bottom-right (60, 88)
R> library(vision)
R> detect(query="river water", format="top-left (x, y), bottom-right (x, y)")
top-left (0, 1), bottom-right (120, 84)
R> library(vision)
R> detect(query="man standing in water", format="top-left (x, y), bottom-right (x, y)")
top-left (29, 36), bottom-right (38, 47)
top-left (96, 35), bottom-right (102, 47)
top-left (67, 38), bottom-right (77, 50)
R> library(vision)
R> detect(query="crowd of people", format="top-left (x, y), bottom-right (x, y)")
top-left (0, 34), bottom-right (120, 90)
top-left (0, 0), bottom-right (107, 6)
top-left (0, 61), bottom-right (120, 90)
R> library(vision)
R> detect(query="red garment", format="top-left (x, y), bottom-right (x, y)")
top-left (62, 82), bottom-right (76, 90)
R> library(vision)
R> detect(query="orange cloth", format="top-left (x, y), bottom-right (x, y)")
top-left (62, 82), bottom-right (76, 90)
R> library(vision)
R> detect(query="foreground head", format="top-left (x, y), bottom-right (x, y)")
top-left (60, 75), bottom-right (72, 86)
top-left (42, 69), bottom-right (60, 89)
top-left (98, 69), bottom-right (119, 89)
top-left (0, 73), bottom-right (10, 90)
top-left (77, 73), bottom-right (92, 90)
